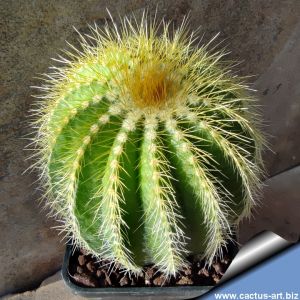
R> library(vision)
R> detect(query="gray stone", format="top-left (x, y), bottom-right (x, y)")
top-left (1, 0), bottom-right (300, 296)
top-left (239, 165), bottom-right (300, 244)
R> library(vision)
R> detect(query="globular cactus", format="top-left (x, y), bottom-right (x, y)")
top-left (30, 14), bottom-right (265, 276)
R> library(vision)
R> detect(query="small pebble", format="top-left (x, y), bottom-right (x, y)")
top-left (212, 273), bottom-right (221, 284)
top-left (213, 262), bottom-right (224, 275)
top-left (145, 268), bottom-right (154, 279)
top-left (198, 268), bottom-right (209, 277)
top-left (145, 268), bottom-right (154, 285)
top-left (96, 269), bottom-right (103, 277)
top-left (73, 273), bottom-right (97, 287)
top-left (86, 261), bottom-right (95, 272)
top-left (153, 276), bottom-right (167, 286)
top-left (78, 255), bottom-right (86, 266)
top-left (103, 270), bottom-right (112, 286)
top-left (183, 266), bottom-right (192, 276)
top-left (176, 276), bottom-right (193, 285)
top-left (120, 276), bottom-right (130, 286)
top-left (145, 278), bottom-right (151, 286)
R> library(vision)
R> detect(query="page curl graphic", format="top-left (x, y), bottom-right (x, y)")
top-left (220, 231), bottom-right (294, 284)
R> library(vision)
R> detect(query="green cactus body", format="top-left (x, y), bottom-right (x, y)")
top-left (31, 16), bottom-right (264, 276)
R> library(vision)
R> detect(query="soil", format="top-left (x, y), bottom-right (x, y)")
top-left (68, 245), bottom-right (236, 288)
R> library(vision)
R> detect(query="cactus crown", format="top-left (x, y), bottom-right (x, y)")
top-left (30, 13), bottom-right (265, 276)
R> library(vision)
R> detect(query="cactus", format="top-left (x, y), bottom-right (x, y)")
top-left (30, 14), bottom-right (265, 276)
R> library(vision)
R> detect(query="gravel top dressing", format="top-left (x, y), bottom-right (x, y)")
top-left (68, 247), bottom-right (234, 288)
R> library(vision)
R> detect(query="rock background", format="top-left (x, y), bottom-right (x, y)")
top-left (1, 0), bottom-right (299, 296)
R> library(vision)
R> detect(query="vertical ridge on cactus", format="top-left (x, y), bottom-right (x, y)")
top-left (165, 118), bottom-right (231, 265)
top-left (29, 12), bottom-right (265, 276)
top-left (140, 116), bottom-right (188, 275)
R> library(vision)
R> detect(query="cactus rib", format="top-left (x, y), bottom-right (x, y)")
top-left (165, 119), bottom-right (231, 262)
top-left (140, 116), bottom-right (187, 275)
top-left (95, 113), bottom-right (141, 272)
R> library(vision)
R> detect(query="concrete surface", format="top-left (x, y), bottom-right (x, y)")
top-left (255, 21), bottom-right (300, 176)
top-left (239, 165), bottom-right (300, 244)
top-left (1, 0), bottom-right (300, 297)
top-left (3, 272), bottom-right (83, 300)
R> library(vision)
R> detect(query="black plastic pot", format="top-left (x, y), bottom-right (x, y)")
top-left (61, 245), bottom-right (213, 300)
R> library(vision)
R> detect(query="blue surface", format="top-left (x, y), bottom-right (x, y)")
top-left (200, 243), bottom-right (300, 299)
